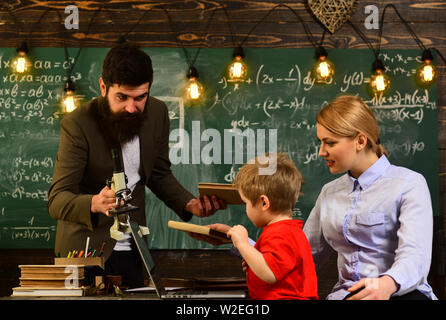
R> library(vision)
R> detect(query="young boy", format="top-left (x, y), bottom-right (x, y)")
top-left (227, 153), bottom-right (318, 300)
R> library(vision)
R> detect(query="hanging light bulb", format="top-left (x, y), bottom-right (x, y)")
top-left (12, 41), bottom-right (31, 74)
top-left (416, 49), bottom-right (437, 87)
top-left (61, 79), bottom-right (78, 113)
top-left (313, 46), bottom-right (334, 84)
top-left (185, 67), bottom-right (204, 102)
top-left (227, 47), bottom-right (248, 83)
top-left (369, 59), bottom-right (391, 95)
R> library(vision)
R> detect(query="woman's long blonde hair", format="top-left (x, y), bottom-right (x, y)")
top-left (317, 95), bottom-right (389, 158)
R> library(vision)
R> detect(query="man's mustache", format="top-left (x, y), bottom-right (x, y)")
top-left (110, 109), bottom-right (144, 122)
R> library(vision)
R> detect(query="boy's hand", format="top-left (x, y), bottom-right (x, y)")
top-left (241, 259), bottom-right (249, 272)
top-left (227, 225), bottom-right (249, 248)
top-left (229, 226), bottom-right (277, 284)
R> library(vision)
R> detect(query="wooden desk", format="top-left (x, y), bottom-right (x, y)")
top-left (0, 249), bottom-right (246, 298)
top-left (2, 292), bottom-right (159, 300)
top-left (151, 249), bottom-right (245, 280)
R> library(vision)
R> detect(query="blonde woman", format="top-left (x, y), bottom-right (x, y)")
top-left (303, 95), bottom-right (437, 300)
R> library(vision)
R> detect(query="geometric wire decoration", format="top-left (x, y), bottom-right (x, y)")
top-left (308, 0), bottom-right (359, 33)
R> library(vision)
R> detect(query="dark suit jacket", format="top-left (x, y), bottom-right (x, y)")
top-left (47, 96), bottom-right (194, 260)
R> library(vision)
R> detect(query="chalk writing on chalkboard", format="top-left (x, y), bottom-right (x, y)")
top-left (0, 48), bottom-right (439, 249)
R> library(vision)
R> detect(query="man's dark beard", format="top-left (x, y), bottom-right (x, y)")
top-left (96, 96), bottom-right (145, 147)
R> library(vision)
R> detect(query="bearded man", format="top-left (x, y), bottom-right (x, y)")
top-left (47, 44), bottom-right (226, 288)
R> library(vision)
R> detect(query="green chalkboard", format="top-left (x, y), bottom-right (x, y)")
top-left (0, 48), bottom-right (439, 249)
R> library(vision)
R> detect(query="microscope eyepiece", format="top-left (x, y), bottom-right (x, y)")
top-left (111, 148), bottom-right (123, 173)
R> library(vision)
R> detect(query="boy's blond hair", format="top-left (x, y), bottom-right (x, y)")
top-left (234, 152), bottom-right (303, 213)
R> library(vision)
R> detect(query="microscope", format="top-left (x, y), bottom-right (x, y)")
top-left (107, 148), bottom-right (149, 241)
top-left (106, 149), bottom-right (172, 287)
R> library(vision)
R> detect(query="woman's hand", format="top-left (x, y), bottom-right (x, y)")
top-left (346, 275), bottom-right (398, 300)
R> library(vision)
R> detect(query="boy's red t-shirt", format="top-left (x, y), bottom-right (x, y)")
top-left (246, 219), bottom-right (318, 300)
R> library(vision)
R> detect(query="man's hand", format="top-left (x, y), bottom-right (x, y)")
top-left (91, 186), bottom-right (117, 217)
top-left (187, 223), bottom-right (232, 245)
top-left (184, 195), bottom-right (227, 218)
top-left (346, 275), bottom-right (398, 300)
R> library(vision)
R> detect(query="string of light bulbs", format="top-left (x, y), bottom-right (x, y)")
top-left (7, 7), bottom-right (68, 76)
top-left (227, 3), bottom-right (327, 85)
top-left (347, 20), bottom-right (390, 95)
top-left (61, 5), bottom-right (106, 113)
top-left (6, 6), bottom-right (72, 111)
top-left (1, 4), bottom-right (443, 112)
top-left (117, 7), bottom-right (153, 44)
top-left (162, 6), bottom-right (220, 103)
top-left (347, 4), bottom-right (446, 96)
top-left (4, 6), bottom-right (29, 74)
top-left (377, 4), bottom-right (445, 88)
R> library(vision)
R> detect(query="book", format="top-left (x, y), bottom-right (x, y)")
top-left (19, 265), bottom-right (85, 278)
top-left (12, 287), bottom-right (84, 297)
top-left (168, 220), bottom-right (228, 241)
top-left (198, 183), bottom-right (243, 205)
top-left (19, 279), bottom-right (84, 287)
top-left (18, 265), bottom-right (84, 288)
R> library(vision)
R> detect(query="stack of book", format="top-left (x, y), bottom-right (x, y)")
top-left (12, 265), bottom-right (85, 297)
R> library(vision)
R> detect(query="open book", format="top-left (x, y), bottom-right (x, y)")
top-left (168, 220), bottom-right (228, 241)
top-left (198, 183), bottom-right (243, 205)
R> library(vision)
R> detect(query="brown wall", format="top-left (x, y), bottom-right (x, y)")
top-left (0, 0), bottom-right (444, 299)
